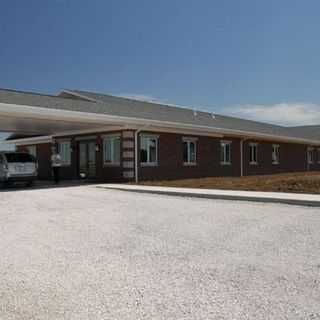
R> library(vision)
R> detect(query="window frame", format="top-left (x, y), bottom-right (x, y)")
top-left (57, 140), bottom-right (71, 166)
top-left (249, 143), bottom-right (258, 165)
top-left (220, 140), bottom-right (232, 165)
top-left (102, 134), bottom-right (121, 166)
top-left (140, 135), bottom-right (159, 167)
top-left (308, 147), bottom-right (315, 164)
top-left (272, 144), bottom-right (280, 165)
top-left (182, 137), bottom-right (197, 166)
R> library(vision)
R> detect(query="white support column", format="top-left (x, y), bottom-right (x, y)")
top-left (122, 130), bottom-right (135, 180)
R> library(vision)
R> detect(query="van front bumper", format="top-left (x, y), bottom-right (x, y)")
top-left (5, 175), bottom-right (37, 183)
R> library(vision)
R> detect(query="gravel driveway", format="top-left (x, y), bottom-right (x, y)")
top-left (0, 185), bottom-right (319, 319)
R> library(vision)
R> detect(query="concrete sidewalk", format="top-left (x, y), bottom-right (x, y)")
top-left (98, 184), bottom-right (320, 207)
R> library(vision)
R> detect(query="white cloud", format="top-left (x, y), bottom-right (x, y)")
top-left (225, 103), bottom-right (320, 126)
top-left (119, 93), bottom-right (159, 103)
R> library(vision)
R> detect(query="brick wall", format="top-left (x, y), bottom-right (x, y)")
top-left (57, 130), bottom-right (133, 182)
top-left (243, 140), bottom-right (309, 176)
top-left (138, 132), bottom-right (241, 181)
top-left (18, 130), bottom-right (320, 182)
top-left (138, 132), bottom-right (320, 181)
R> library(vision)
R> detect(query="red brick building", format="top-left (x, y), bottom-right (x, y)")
top-left (1, 88), bottom-right (320, 182)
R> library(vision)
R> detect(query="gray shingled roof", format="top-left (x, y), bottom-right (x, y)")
top-left (68, 89), bottom-right (320, 142)
top-left (287, 125), bottom-right (320, 140)
top-left (0, 88), bottom-right (319, 143)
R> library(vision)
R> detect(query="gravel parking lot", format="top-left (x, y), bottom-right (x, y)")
top-left (0, 185), bottom-right (319, 319)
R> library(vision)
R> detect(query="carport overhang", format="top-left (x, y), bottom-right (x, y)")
top-left (0, 102), bottom-right (126, 136)
top-left (0, 101), bottom-right (226, 145)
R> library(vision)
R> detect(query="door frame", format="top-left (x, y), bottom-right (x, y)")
top-left (77, 140), bottom-right (97, 179)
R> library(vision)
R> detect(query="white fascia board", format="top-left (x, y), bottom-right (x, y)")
top-left (34, 125), bottom-right (223, 139)
top-left (52, 125), bottom-right (127, 138)
top-left (0, 102), bottom-right (319, 146)
top-left (142, 126), bottom-right (223, 138)
top-left (5, 135), bottom-right (53, 146)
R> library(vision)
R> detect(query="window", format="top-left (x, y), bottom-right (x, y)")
top-left (57, 141), bottom-right (71, 166)
top-left (183, 138), bottom-right (197, 165)
top-left (220, 141), bottom-right (231, 165)
top-left (249, 143), bottom-right (258, 165)
top-left (103, 135), bottom-right (121, 165)
top-left (318, 149), bottom-right (320, 164)
top-left (272, 144), bottom-right (280, 164)
top-left (308, 148), bottom-right (315, 164)
top-left (26, 145), bottom-right (37, 158)
top-left (140, 135), bottom-right (158, 166)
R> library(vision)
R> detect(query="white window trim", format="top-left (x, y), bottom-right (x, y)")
top-left (140, 135), bottom-right (159, 167)
top-left (220, 141), bottom-right (232, 165)
top-left (57, 139), bottom-right (71, 167)
top-left (183, 137), bottom-right (197, 166)
top-left (103, 134), bottom-right (121, 166)
top-left (249, 143), bottom-right (258, 165)
top-left (182, 137), bottom-right (198, 142)
top-left (101, 133), bottom-right (121, 139)
top-left (272, 144), bottom-right (280, 165)
top-left (308, 147), bottom-right (315, 164)
top-left (183, 162), bottom-right (197, 167)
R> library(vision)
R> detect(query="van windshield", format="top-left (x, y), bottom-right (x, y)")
top-left (4, 153), bottom-right (35, 163)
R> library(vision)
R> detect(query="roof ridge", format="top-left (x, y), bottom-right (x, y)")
top-left (71, 89), bottom-right (206, 113)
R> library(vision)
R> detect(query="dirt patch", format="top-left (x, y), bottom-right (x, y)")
top-left (135, 172), bottom-right (320, 194)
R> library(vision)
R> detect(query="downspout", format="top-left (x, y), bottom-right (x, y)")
top-left (134, 128), bottom-right (143, 184)
top-left (240, 139), bottom-right (244, 177)
top-left (240, 138), bottom-right (248, 177)
top-left (134, 130), bottom-right (139, 183)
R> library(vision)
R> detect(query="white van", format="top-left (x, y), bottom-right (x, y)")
top-left (0, 152), bottom-right (38, 187)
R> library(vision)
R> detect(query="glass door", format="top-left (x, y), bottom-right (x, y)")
top-left (78, 141), bottom-right (96, 178)
top-left (87, 142), bottom-right (96, 178)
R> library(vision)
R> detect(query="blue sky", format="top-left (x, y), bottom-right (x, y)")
top-left (1, 0), bottom-right (320, 144)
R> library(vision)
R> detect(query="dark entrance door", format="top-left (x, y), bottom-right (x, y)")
top-left (78, 141), bottom-right (96, 178)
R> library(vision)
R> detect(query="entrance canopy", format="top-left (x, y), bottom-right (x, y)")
top-left (0, 88), bottom-right (132, 140)
top-left (0, 114), bottom-right (114, 136)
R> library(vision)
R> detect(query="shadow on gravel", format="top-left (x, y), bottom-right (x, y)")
top-left (0, 180), bottom-right (102, 193)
